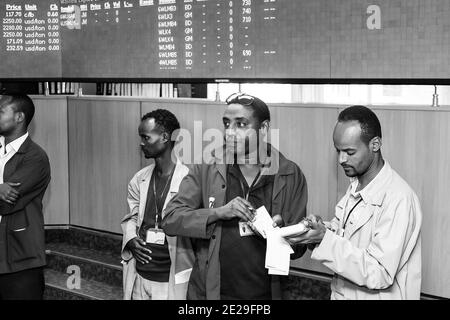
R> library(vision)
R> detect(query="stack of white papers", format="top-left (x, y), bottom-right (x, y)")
top-left (265, 231), bottom-right (294, 275)
top-left (251, 206), bottom-right (275, 239)
top-left (251, 206), bottom-right (294, 276)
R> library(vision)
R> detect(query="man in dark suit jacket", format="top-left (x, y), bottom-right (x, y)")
top-left (0, 94), bottom-right (51, 300)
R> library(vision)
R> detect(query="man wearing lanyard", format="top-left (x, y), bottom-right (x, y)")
top-left (121, 109), bottom-right (194, 300)
top-left (286, 105), bottom-right (422, 300)
top-left (162, 93), bottom-right (308, 300)
top-left (0, 93), bottom-right (51, 299)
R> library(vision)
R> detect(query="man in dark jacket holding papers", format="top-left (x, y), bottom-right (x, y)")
top-left (162, 93), bottom-right (308, 300)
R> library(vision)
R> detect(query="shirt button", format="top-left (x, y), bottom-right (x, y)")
top-left (206, 260), bottom-right (209, 265)
top-left (212, 235), bottom-right (216, 240)
top-left (222, 184), bottom-right (226, 189)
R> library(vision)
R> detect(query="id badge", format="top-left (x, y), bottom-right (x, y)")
top-left (239, 221), bottom-right (255, 237)
top-left (146, 228), bottom-right (166, 245)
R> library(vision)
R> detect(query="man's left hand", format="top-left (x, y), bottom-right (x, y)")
top-left (272, 214), bottom-right (284, 228)
top-left (285, 214), bottom-right (326, 245)
top-left (248, 214), bottom-right (284, 238)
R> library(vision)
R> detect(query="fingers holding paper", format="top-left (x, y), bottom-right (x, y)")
top-left (284, 214), bottom-right (327, 246)
top-left (272, 214), bottom-right (284, 228)
top-left (215, 196), bottom-right (255, 222)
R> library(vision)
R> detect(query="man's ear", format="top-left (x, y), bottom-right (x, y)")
top-left (15, 111), bottom-right (26, 124)
top-left (260, 120), bottom-right (270, 136)
top-left (161, 132), bottom-right (170, 143)
top-left (370, 136), bottom-right (382, 152)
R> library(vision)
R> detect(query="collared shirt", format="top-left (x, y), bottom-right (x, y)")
top-left (0, 132), bottom-right (29, 224)
top-left (339, 163), bottom-right (390, 233)
top-left (0, 132), bottom-right (29, 183)
top-left (312, 161), bottom-right (422, 300)
top-left (340, 180), bottom-right (363, 233)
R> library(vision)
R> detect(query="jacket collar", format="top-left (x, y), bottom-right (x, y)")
top-left (139, 158), bottom-right (185, 190)
top-left (210, 144), bottom-right (295, 181)
top-left (348, 160), bottom-right (391, 207)
top-left (8, 134), bottom-right (31, 155)
top-left (169, 159), bottom-right (188, 193)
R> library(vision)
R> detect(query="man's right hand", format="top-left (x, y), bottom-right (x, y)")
top-left (213, 196), bottom-right (255, 222)
top-left (126, 237), bottom-right (152, 264)
top-left (0, 182), bottom-right (21, 205)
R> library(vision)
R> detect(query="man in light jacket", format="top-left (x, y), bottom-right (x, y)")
top-left (121, 109), bottom-right (194, 300)
top-left (287, 105), bottom-right (422, 300)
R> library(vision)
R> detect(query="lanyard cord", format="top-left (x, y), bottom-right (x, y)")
top-left (153, 167), bottom-right (175, 229)
top-left (239, 169), bottom-right (261, 201)
top-left (342, 197), bottom-right (363, 230)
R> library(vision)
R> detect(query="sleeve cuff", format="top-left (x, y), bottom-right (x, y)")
top-left (311, 229), bottom-right (336, 261)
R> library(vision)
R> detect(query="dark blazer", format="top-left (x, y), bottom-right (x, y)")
top-left (0, 136), bottom-right (51, 274)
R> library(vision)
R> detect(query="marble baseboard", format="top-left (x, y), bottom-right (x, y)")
top-left (44, 268), bottom-right (122, 300)
top-left (44, 286), bottom-right (90, 300)
top-left (46, 253), bottom-right (122, 288)
top-left (45, 226), bottom-right (122, 256)
top-left (281, 275), bottom-right (331, 300)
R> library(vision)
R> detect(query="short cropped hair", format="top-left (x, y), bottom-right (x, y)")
top-left (338, 105), bottom-right (382, 144)
top-left (226, 93), bottom-right (270, 125)
top-left (141, 109), bottom-right (180, 140)
top-left (0, 93), bottom-right (35, 127)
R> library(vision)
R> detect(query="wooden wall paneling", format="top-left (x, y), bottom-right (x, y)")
top-left (68, 98), bottom-right (141, 233)
top-left (373, 109), bottom-right (450, 298)
top-left (29, 97), bottom-right (69, 225)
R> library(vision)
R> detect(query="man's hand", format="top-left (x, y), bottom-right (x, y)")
top-left (126, 237), bottom-right (152, 264)
top-left (214, 196), bottom-right (255, 222)
top-left (0, 182), bottom-right (21, 205)
top-left (272, 214), bottom-right (284, 228)
top-left (285, 214), bottom-right (326, 246)
top-left (247, 214), bottom-right (284, 238)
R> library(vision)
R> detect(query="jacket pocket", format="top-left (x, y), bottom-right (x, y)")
top-left (7, 227), bottom-right (38, 262)
top-left (6, 210), bottom-right (38, 263)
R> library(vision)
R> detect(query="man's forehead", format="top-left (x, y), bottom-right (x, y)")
top-left (0, 96), bottom-right (11, 106)
top-left (223, 103), bottom-right (254, 119)
top-left (334, 121), bottom-right (363, 143)
top-left (139, 118), bottom-right (161, 133)
top-left (141, 117), bottom-right (156, 126)
top-left (0, 98), bottom-right (14, 110)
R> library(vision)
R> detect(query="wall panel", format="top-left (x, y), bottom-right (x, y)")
top-left (371, 108), bottom-right (450, 298)
top-left (68, 98), bottom-right (141, 233)
top-left (30, 96), bottom-right (69, 225)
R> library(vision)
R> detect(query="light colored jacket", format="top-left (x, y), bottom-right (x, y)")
top-left (312, 161), bottom-right (422, 300)
top-left (121, 160), bottom-right (195, 300)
